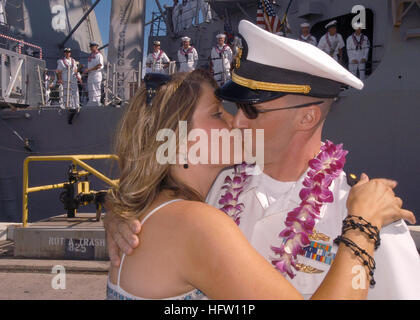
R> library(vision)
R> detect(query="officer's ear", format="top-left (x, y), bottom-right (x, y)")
top-left (298, 106), bottom-right (322, 130)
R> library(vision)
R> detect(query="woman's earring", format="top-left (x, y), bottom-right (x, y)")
top-left (183, 155), bottom-right (188, 169)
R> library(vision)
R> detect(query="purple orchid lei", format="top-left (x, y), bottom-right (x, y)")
top-left (271, 140), bottom-right (348, 278)
top-left (218, 162), bottom-right (254, 225)
top-left (218, 140), bottom-right (348, 279)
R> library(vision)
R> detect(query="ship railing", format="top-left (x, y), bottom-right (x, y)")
top-left (22, 154), bottom-right (119, 228)
top-left (36, 62), bottom-right (142, 109)
top-left (0, 32), bottom-right (42, 59)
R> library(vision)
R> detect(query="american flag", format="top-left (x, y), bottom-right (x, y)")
top-left (257, 0), bottom-right (282, 33)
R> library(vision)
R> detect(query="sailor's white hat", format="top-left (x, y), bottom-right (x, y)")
top-left (153, 41), bottom-right (161, 46)
top-left (181, 36), bottom-right (191, 42)
top-left (216, 20), bottom-right (363, 103)
top-left (325, 20), bottom-right (337, 29)
top-left (89, 41), bottom-right (99, 47)
top-left (300, 22), bottom-right (310, 28)
top-left (216, 33), bottom-right (226, 39)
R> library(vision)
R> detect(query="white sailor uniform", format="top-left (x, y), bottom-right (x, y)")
top-left (346, 33), bottom-right (370, 80)
top-left (87, 51), bottom-right (104, 106)
top-left (56, 57), bottom-right (80, 109)
top-left (299, 34), bottom-right (317, 47)
top-left (318, 33), bottom-right (345, 61)
top-left (178, 46), bottom-right (198, 72)
top-left (206, 167), bottom-right (420, 300)
top-left (146, 50), bottom-right (170, 74)
top-left (210, 44), bottom-right (233, 86)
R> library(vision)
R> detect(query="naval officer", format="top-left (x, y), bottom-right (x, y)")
top-left (177, 36), bottom-right (198, 72)
top-left (210, 34), bottom-right (233, 86)
top-left (318, 20), bottom-right (345, 63)
top-left (298, 22), bottom-right (317, 46)
top-left (346, 27), bottom-right (370, 80)
top-left (84, 41), bottom-right (104, 106)
top-left (56, 48), bottom-right (81, 109)
top-left (146, 41), bottom-right (170, 74)
top-left (104, 20), bottom-right (420, 299)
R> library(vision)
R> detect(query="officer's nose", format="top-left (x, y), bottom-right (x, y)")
top-left (233, 108), bottom-right (251, 129)
top-left (222, 111), bottom-right (234, 129)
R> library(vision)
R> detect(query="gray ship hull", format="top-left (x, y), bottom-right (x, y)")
top-left (0, 106), bottom-right (123, 222)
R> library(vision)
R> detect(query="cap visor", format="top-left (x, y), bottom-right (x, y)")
top-left (215, 80), bottom-right (287, 104)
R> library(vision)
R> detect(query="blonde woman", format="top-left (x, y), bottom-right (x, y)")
top-left (106, 70), bottom-right (414, 300)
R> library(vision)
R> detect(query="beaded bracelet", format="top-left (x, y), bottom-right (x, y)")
top-left (342, 215), bottom-right (381, 249)
top-left (334, 235), bottom-right (377, 287)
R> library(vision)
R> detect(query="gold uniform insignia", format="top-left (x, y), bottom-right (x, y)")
top-left (309, 229), bottom-right (330, 242)
top-left (295, 263), bottom-right (324, 274)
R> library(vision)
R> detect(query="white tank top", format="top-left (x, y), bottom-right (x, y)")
top-left (106, 199), bottom-right (207, 300)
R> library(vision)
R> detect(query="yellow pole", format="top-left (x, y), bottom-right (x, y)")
top-left (27, 183), bottom-right (66, 193)
top-left (73, 158), bottom-right (118, 188)
top-left (22, 158), bottom-right (29, 227)
top-left (21, 155), bottom-right (119, 227)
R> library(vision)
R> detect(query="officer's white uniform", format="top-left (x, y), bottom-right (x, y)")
top-left (207, 168), bottom-right (420, 300)
top-left (210, 42), bottom-right (232, 86)
top-left (56, 57), bottom-right (80, 109)
top-left (146, 50), bottom-right (170, 74)
top-left (87, 51), bottom-right (104, 106)
top-left (178, 44), bottom-right (198, 72)
top-left (208, 20), bottom-right (420, 300)
top-left (346, 32), bottom-right (370, 80)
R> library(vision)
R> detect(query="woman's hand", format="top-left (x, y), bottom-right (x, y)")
top-left (103, 212), bottom-right (142, 267)
top-left (347, 173), bottom-right (416, 230)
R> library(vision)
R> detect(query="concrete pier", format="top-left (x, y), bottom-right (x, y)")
top-left (12, 213), bottom-right (108, 261)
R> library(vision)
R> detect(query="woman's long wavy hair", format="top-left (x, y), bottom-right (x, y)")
top-left (106, 70), bottom-right (218, 221)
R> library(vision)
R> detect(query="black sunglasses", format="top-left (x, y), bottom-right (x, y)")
top-left (235, 100), bottom-right (325, 119)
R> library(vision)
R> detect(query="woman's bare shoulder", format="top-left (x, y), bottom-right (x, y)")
top-left (156, 200), bottom-right (237, 232)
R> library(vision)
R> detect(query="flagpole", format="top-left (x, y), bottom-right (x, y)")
top-left (261, 0), bottom-right (273, 33)
top-left (281, 0), bottom-right (294, 37)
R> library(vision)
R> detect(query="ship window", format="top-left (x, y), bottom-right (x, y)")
top-left (310, 9), bottom-right (374, 80)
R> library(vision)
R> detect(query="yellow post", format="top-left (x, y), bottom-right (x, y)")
top-left (22, 154), bottom-right (119, 227)
top-left (22, 158), bottom-right (29, 228)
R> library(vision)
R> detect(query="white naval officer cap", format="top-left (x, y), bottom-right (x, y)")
top-left (181, 36), bottom-right (191, 42)
top-left (300, 22), bottom-right (310, 28)
top-left (216, 33), bottom-right (226, 39)
top-left (325, 20), bottom-right (337, 29)
top-left (216, 20), bottom-right (363, 104)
